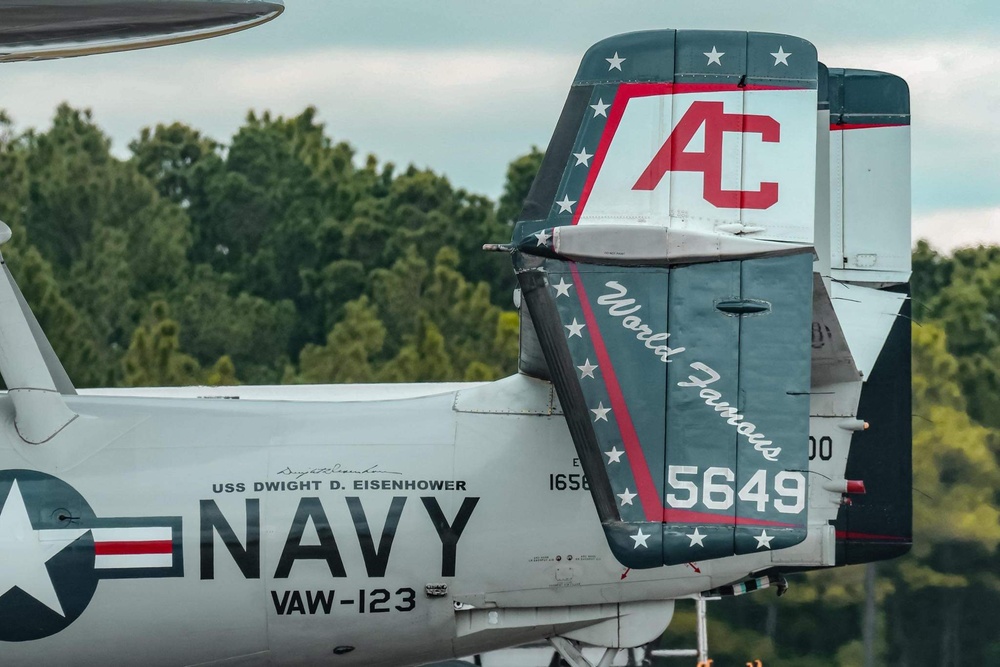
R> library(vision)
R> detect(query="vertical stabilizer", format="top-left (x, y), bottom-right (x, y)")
top-left (515, 30), bottom-right (818, 247)
top-left (513, 30), bottom-right (819, 569)
top-left (823, 68), bottom-right (912, 562)
top-left (828, 69), bottom-right (911, 285)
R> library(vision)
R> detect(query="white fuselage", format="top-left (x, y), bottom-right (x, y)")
top-left (1, 375), bottom-right (826, 666)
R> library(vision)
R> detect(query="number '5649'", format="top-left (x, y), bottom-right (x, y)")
top-left (666, 467), bottom-right (805, 514)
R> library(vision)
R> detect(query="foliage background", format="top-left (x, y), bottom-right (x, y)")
top-left (1, 106), bottom-right (996, 666)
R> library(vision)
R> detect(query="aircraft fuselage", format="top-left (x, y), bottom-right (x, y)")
top-left (0, 376), bottom-right (761, 666)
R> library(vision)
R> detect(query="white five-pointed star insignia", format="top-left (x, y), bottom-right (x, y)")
top-left (573, 148), bottom-right (593, 166)
top-left (590, 98), bottom-right (610, 117)
top-left (606, 52), bottom-right (626, 71)
top-left (770, 46), bottom-right (791, 66)
top-left (0, 480), bottom-right (88, 617)
top-left (754, 529), bottom-right (775, 550)
top-left (631, 528), bottom-right (650, 549)
top-left (533, 230), bottom-right (551, 246)
top-left (617, 488), bottom-right (637, 506)
top-left (704, 46), bottom-right (724, 66)
top-left (591, 402), bottom-right (611, 422)
top-left (577, 359), bottom-right (598, 378)
top-left (604, 446), bottom-right (624, 464)
top-left (686, 528), bottom-right (706, 547)
top-left (565, 319), bottom-right (585, 338)
top-left (553, 278), bottom-right (573, 297)
top-left (555, 195), bottom-right (576, 214)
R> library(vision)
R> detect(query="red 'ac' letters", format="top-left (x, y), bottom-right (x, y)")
top-left (633, 101), bottom-right (780, 210)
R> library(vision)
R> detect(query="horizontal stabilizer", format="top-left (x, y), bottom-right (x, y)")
top-left (0, 225), bottom-right (77, 444)
top-left (810, 274), bottom-right (860, 385)
top-left (519, 224), bottom-right (810, 266)
top-left (4, 263), bottom-right (75, 395)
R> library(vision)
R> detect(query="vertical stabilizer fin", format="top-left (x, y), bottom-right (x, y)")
top-left (0, 223), bottom-right (78, 444)
top-left (828, 69), bottom-right (910, 284)
top-left (511, 30), bottom-right (819, 569)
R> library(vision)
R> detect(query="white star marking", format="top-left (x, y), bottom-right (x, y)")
top-left (573, 148), bottom-right (593, 167)
top-left (555, 195), bottom-right (576, 214)
top-left (591, 402), bottom-right (611, 422)
top-left (770, 46), bottom-right (791, 66)
top-left (553, 278), bottom-right (573, 298)
top-left (606, 52), bottom-right (626, 71)
top-left (754, 529), bottom-right (775, 550)
top-left (565, 319), bottom-right (585, 338)
top-left (533, 230), bottom-right (551, 246)
top-left (704, 46), bottom-right (724, 66)
top-left (686, 528), bottom-right (706, 547)
top-left (631, 528), bottom-right (650, 549)
top-left (617, 488), bottom-right (637, 506)
top-left (577, 359), bottom-right (598, 378)
top-left (604, 447), bottom-right (624, 464)
top-left (590, 98), bottom-right (610, 118)
top-left (0, 480), bottom-right (88, 617)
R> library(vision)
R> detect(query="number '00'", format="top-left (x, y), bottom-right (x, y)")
top-left (666, 466), bottom-right (806, 514)
top-left (809, 436), bottom-right (832, 461)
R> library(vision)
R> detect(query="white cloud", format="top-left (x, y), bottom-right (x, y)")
top-left (1, 35), bottom-right (996, 208)
top-left (821, 38), bottom-right (1000, 175)
top-left (913, 206), bottom-right (1000, 253)
top-left (0, 46), bottom-right (577, 195)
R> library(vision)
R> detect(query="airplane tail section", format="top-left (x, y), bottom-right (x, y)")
top-left (824, 68), bottom-right (912, 563)
top-left (511, 30), bottom-right (821, 569)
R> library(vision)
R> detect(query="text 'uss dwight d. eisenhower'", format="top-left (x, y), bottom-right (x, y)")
top-left (597, 281), bottom-right (780, 462)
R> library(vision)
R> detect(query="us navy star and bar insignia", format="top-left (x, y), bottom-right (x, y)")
top-left (0, 470), bottom-right (182, 642)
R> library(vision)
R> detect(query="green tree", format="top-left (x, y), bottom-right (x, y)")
top-left (3, 233), bottom-right (107, 387)
top-left (293, 296), bottom-right (386, 384)
top-left (497, 146), bottom-right (543, 226)
top-left (123, 301), bottom-right (219, 387)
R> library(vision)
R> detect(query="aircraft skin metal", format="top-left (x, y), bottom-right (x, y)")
top-left (0, 375), bottom-right (826, 666)
top-left (0, 14), bottom-right (912, 667)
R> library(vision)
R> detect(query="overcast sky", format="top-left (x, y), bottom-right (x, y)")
top-left (1, 0), bottom-right (997, 252)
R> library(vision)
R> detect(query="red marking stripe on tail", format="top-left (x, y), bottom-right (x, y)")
top-left (830, 123), bottom-right (908, 131)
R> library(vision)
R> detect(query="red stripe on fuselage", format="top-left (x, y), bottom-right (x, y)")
top-left (94, 540), bottom-right (173, 556)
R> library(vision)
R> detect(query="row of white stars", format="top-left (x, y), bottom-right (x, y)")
top-left (552, 278), bottom-right (610, 424)
top-left (535, 133), bottom-right (592, 222)
top-left (605, 46), bottom-right (792, 71)
top-left (630, 527), bottom-right (776, 550)
top-left (704, 45), bottom-right (791, 66)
